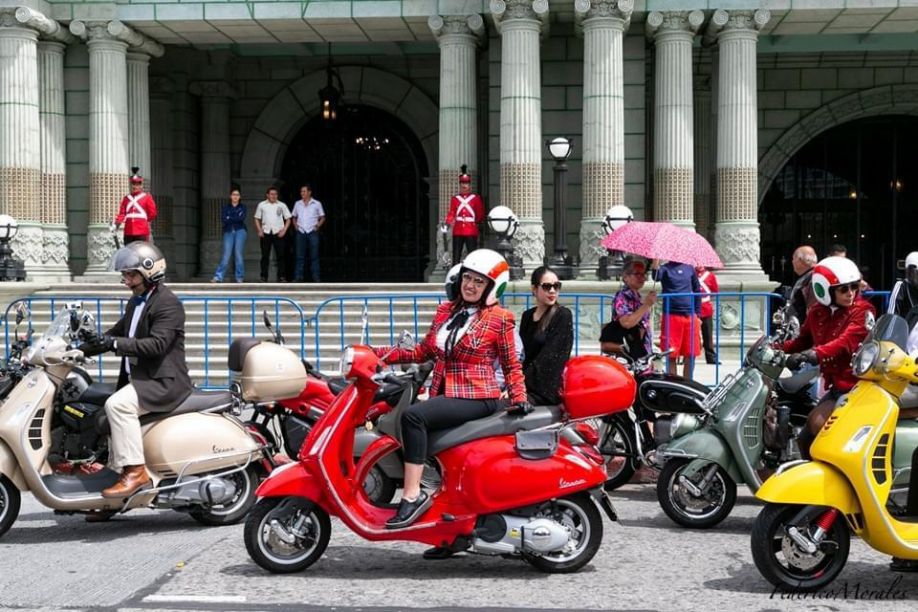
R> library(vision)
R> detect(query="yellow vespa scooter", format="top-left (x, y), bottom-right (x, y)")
top-left (751, 313), bottom-right (918, 592)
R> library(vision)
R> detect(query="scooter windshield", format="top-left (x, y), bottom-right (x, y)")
top-left (41, 308), bottom-right (73, 341)
top-left (866, 313), bottom-right (908, 351)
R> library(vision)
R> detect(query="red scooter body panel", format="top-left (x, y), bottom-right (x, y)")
top-left (255, 461), bottom-right (324, 503)
top-left (435, 436), bottom-right (607, 513)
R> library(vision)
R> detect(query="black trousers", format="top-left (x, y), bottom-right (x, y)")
top-left (452, 235), bottom-right (478, 267)
top-left (401, 396), bottom-right (502, 464)
top-left (260, 233), bottom-right (285, 281)
top-left (700, 316), bottom-right (717, 363)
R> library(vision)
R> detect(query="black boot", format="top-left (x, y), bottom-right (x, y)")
top-left (386, 491), bottom-right (431, 529)
top-left (422, 546), bottom-right (455, 560)
top-left (890, 557), bottom-right (918, 572)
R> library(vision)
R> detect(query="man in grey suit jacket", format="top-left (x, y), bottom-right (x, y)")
top-left (82, 242), bottom-right (193, 498)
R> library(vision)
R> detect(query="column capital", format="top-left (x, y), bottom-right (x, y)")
top-left (428, 14), bottom-right (485, 43)
top-left (4, 6), bottom-right (75, 44)
top-left (70, 19), bottom-right (164, 57)
top-left (574, 0), bottom-right (633, 31)
top-left (490, 0), bottom-right (549, 35)
top-left (705, 9), bottom-right (770, 43)
top-left (646, 10), bottom-right (704, 41)
top-left (189, 81), bottom-right (238, 99)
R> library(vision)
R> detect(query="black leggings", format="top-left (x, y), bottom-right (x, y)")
top-left (452, 235), bottom-right (478, 267)
top-left (402, 396), bottom-right (502, 464)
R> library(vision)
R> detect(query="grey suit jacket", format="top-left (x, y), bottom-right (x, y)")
top-left (106, 284), bottom-right (194, 413)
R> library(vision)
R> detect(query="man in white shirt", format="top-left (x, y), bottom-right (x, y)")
top-left (292, 183), bottom-right (326, 282)
top-left (254, 186), bottom-right (292, 282)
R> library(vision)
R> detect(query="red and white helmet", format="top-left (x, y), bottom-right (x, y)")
top-left (811, 256), bottom-right (861, 306)
top-left (460, 249), bottom-right (509, 306)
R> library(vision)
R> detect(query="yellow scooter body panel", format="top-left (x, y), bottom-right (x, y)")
top-left (810, 382), bottom-right (918, 558)
top-left (756, 462), bottom-right (861, 521)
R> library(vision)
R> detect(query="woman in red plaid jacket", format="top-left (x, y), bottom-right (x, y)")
top-left (374, 249), bottom-right (529, 536)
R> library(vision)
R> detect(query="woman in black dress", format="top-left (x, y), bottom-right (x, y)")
top-left (518, 266), bottom-right (574, 405)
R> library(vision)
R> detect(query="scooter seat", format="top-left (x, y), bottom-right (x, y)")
top-left (775, 367), bottom-right (819, 395)
top-left (427, 405), bottom-right (563, 457)
top-left (95, 390), bottom-right (235, 436)
top-left (902, 385), bottom-right (918, 410)
top-left (78, 382), bottom-right (117, 406)
top-left (326, 377), bottom-right (403, 405)
top-left (327, 377), bottom-right (348, 395)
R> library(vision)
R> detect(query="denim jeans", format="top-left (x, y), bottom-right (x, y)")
top-left (214, 228), bottom-right (246, 281)
top-left (295, 230), bottom-right (321, 282)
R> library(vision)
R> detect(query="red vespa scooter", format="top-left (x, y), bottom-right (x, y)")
top-left (243, 343), bottom-right (635, 574)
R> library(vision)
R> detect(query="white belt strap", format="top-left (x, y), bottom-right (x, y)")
top-left (699, 273), bottom-right (712, 303)
top-left (456, 195), bottom-right (476, 223)
top-left (125, 193), bottom-right (148, 220)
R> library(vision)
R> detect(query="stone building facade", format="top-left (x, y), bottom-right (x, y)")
top-left (2, 0), bottom-right (917, 285)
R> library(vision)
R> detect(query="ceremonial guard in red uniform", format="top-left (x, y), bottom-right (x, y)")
top-left (114, 167), bottom-right (158, 244)
top-left (445, 165), bottom-right (485, 266)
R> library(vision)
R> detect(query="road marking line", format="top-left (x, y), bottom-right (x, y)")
top-left (142, 595), bottom-right (248, 604)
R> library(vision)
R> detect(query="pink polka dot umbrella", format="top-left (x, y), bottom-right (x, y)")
top-left (600, 221), bottom-right (724, 269)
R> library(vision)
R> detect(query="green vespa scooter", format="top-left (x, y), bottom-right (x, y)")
top-left (653, 310), bottom-right (817, 528)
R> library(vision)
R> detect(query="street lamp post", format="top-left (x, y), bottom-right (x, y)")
top-left (487, 205), bottom-right (524, 281)
top-left (546, 136), bottom-right (574, 279)
top-left (597, 204), bottom-right (633, 281)
top-left (0, 215), bottom-right (26, 282)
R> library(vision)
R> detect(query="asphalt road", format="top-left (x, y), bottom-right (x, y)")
top-left (1, 485), bottom-right (916, 612)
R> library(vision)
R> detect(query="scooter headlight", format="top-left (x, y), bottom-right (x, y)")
top-left (852, 341), bottom-right (880, 377)
top-left (339, 346), bottom-right (355, 377)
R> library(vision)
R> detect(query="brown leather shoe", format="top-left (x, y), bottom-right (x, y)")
top-left (101, 465), bottom-right (151, 499)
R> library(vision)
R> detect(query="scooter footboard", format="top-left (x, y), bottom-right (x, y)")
top-left (756, 461), bottom-right (861, 516)
top-left (255, 461), bottom-right (323, 501)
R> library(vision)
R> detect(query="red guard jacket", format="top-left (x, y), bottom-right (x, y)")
top-left (446, 193), bottom-right (484, 237)
top-left (782, 297), bottom-right (876, 392)
top-left (375, 301), bottom-right (527, 405)
top-left (115, 191), bottom-right (158, 238)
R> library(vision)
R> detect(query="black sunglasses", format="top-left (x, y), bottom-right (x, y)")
top-left (836, 282), bottom-right (860, 294)
top-left (539, 282), bottom-right (562, 292)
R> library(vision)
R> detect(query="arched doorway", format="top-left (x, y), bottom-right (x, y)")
top-left (760, 115), bottom-right (918, 289)
top-left (279, 105), bottom-right (430, 281)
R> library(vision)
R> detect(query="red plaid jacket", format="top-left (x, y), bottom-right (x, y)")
top-left (376, 301), bottom-right (527, 404)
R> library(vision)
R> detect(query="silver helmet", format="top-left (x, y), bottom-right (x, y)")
top-left (110, 241), bottom-right (166, 283)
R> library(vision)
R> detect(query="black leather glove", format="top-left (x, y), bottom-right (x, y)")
top-left (80, 333), bottom-right (115, 356)
top-left (507, 401), bottom-right (534, 416)
top-left (785, 349), bottom-right (817, 370)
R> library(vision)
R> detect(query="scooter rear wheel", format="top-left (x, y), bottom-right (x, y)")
top-left (0, 475), bottom-right (21, 538)
top-left (751, 503), bottom-right (850, 593)
top-left (599, 415), bottom-right (638, 491)
top-left (523, 493), bottom-right (603, 574)
top-left (657, 458), bottom-right (736, 529)
top-left (244, 496), bottom-right (331, 573)
top-left (189, 465), bottom-right (262, 526)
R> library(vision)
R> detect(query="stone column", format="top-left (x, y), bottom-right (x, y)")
top-left (647, 10), bottom-right (703, 230)
top-left (127, 51), bottom-right (151, 191)
top-left (491, 0), bottom-right (549, 270)
top-left (191, 82), bottom-right (235, 277)
top-left (574, 0), bottom-right (632, 273)
top-left (0, 9), bottom-right (42, 274)
top-left (69, 20), bottom-right (164, 277)
top-left (150, 78), bottom-right (175, 262)
top-left (429, 13), bottom-right (485, 271)
top-left (693, 76), bottom-right (713, 240)
top-left (38, 40), bottom-right (71, 280)
top-left (710, 9), bottom-right (770, 276)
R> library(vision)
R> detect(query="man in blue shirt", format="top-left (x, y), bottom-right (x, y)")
top-left (652, 259), bottom-right (701, 378)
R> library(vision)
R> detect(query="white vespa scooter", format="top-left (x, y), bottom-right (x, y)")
top-left (0, 304), bottom-right (285, 536)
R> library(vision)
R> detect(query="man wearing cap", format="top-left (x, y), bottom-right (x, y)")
top-left (114, 167), bottom-right (158, 244)
top-left (445, 165), bottom-right (485, 266)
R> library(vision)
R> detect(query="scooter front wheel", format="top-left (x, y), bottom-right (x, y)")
top-left (523, 493), bottom-right (603, 574)
top-left (657, 458), bottom-right (736, 528)
top-left (751, 503), bottom-right (850, 593)
top-left (244, 496), bottom-right (331, 573)
top-left (0, 475), bottom-right (21, 539)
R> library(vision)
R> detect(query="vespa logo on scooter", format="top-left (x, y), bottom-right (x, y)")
top-left (559, 477), bottom-right (587, 489)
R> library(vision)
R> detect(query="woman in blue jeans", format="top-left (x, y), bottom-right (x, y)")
top-left (212, 187), bottom-right (247, 283)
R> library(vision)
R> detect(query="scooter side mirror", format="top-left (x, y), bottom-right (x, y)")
top-left (69, 310), bottom-right (81, 333)
top-left (397, 330), bottom-right (415, 350)
top-left (14, 302), bottom-right (27, 326)
top-left (262, 310), bottom-right (273, 331)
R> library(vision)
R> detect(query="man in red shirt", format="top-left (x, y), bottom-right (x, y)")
top-left (445, 165), bottom-right (484, 266)
top-left (114, 167), bottom-right (157, 244)
top-left (696, 266), bottom-right (720, 364)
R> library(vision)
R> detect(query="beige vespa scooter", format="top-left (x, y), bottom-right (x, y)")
top-left (0, 304), bottom-right (292, 537)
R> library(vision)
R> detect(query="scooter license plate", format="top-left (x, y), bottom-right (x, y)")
top-left (598, 490), bottom-right (618, 522)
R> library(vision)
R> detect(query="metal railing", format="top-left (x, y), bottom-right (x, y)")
top-left (2, 295), bottom-right (312, 389)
